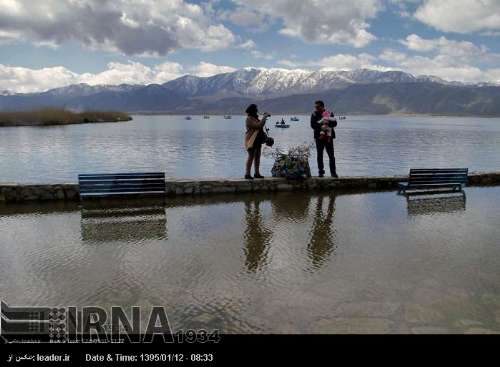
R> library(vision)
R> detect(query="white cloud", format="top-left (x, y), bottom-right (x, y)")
top-left (277, 35), bottom-right (500, 84)
top-left (188, 62), bottom-right (237, 77)
top-left (235, 38), bottom-right (274, 60)
top-left (380, 42), bottom-right (500, 84)
top-left (237, 40), bottom-right (257, 49)
top-left (0, 29), bottom-right (20, 45)
top-left (383, 34), bottom-right (500, 83)
top-left (315, 53), bottom-right (383, 71)
top-left (250, 50), bottom-right (274, 60)
top-left (401, 34), bottom-right (488, 58)
top-left (231, 0), bottom-right (381, 47)
top-left (0, 61), bottom-right (238, 93)
top-left (414, 0), bottom-right (500, 33)
top-left (277, 59), bottom-right (300, 68)
top-left (0, 64), bottom-right (80, 93)
top-left (78, 61), bottom-right (185, 86)
top-left (378, 49), bottom-right (407, 63)
top-left (284, 53), bottom-right (390, 71)
top-left (220, 5), bottom-right (271, 32)
top-left (0, 0), bottom-right (235, 55)
top-left (381, 52), bottom-right (486, 82)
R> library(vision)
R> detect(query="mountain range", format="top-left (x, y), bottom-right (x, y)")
top-left (1, 68), bottom-right (500, 116)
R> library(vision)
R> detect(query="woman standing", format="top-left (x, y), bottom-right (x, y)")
top-left (244, 104), bottom-right (270, 179)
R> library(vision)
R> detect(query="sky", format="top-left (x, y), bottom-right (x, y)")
top-left (1, 0), bottom-right (500, 93)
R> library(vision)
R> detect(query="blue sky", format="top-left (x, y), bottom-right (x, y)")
top-left (1, 0), bottom-right (500, 92)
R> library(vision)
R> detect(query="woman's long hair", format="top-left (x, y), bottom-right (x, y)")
top-left (245, 104), bottom-right (259, 119)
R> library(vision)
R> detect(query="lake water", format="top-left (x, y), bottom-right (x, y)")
top-left (1, 187), bottom-right (499, 333)
top-left (0, 115), bottom-right (499, 183)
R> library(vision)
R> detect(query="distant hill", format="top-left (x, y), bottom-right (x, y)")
top-left (1, 68), bottom-right (500, 116)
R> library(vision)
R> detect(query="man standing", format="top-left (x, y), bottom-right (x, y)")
top-left (310, 100), bottom-right (338, 178)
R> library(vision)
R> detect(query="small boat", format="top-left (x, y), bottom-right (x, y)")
top-left (290, 116), bottom-right (299, 121)
top-left (185, 116), bottom-right (192, 120)
top-left (203, 115), bottom-right (210, 119)
top-left (337, 116), bottom-right (347, 120)
top-left (275, 120), bottom-right (290, 128)
top-left (223, 115), bottom-right (232, 119)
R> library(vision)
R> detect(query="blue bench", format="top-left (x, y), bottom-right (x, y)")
top-left (398, 168), bottom-right (468, 195)
top-left (78, 172), bottom-right (166, 199)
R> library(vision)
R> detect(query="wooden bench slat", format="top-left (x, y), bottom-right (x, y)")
top-left (80, 191), bottom-right (165, 197)
top-left (80, 187), bottom-right (166, 192)
top-left (409, 175), bottom-right (468, 178)
top-left (408, 178), bottom-right (468, 182)
top-left (409, 172), bottom-right (468, 175)
top-left (80, 178), bottom-right (165, 182)
top-left (406, 182), bottom-right (466, 186)
top-left (79, 177), bottom-right (164, 180)
top-left (404, 184), bottom-right (463, 189)
top-left (406, 179), bottom-right (465, 183)
top-left (399, 168), bottom-right (468, 196)
top-left (409, 175), bottom-right (466, 179)
top-left (78, 172), bottom-right (165, 199)
top-left (409, 168), bottom-right (468, 172)
top-left (79, 172), bottom-right (164, 177)
top-left (80, 182), bottom-right (165, 188)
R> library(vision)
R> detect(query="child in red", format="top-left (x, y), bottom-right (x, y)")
top-left (319, 110), bottom-right (334, 143)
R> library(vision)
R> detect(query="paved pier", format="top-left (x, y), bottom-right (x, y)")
top-left (0, 172), bottom-right (499, 202)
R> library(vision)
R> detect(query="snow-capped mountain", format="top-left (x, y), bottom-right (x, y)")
top-left (2, 68), bottom-right (473, 100)
top-left (160, 68), bottom-right (472, 99)
top-left (2, 68), bottom-right (500, 115)
top-left (45, 83), bottom-right (142, 97)
top-left (161, 68), bottom-right (419, 98)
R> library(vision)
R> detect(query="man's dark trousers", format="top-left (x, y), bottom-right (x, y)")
top-left (315, 138), bottom-right (336, 176)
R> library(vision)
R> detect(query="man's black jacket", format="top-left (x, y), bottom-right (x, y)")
top-left (310, 111), bottom-right (337, 140)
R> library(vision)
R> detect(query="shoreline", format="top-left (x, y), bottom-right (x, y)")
top-left (129, 112), bottom-right (500, 118)
top-left (0, 109), bottom-right (132, 127)
top-left (1, 172), bottom-right (499, 203)
top-left (0, 119), bottom-right (131, 127)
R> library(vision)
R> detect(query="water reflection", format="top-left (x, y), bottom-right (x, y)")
top-left (2, 188), bottom-right (500, 333)
top-left (270, 192), bottom-right (311, 223)
top-left (407, 194), bottom-right (466, 216)
top-left (307, 195), bottom-right (337, 271)
top-left (80, 199), bottom-right (167, 243)
top-left (243, 198), bottom-right (273, 273)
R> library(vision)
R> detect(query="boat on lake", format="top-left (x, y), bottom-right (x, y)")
top-left (185, 116), bottom-right (192, 120)
top-left (275, 119), bottom-right (290, 128)
top-left (290, 116), bottom-right (299, 121)
top-left (223, 115), bottom-right (232, 119)
top-left (203, 115), bottom-right (210, 119)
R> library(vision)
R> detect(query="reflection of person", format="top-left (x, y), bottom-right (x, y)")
top-left (243, 199), bottom-right (272, 272)
top-left (310, 100), bottom-right (338, 177)
top-left (244, 104), bottom-right (270, 180)
top-left (307, 194), bottom-right (336, 270)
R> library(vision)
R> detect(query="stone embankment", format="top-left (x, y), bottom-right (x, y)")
top-left (0, 172), bottom-right (499, 203)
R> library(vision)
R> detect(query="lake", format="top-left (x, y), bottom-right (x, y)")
top-left (0, 115), bottom-right (499, 183)
top-left (1, 187), bottom-right (499, 333)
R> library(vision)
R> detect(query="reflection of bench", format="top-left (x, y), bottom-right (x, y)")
top-left (81, 204), bottom-right (167, 242)
top-left (78, 172), bottom-right (165, 199)
top-left (407, 195), bottom-right (466, 216)
top-left (398, 168), bottom-right (468, 195)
